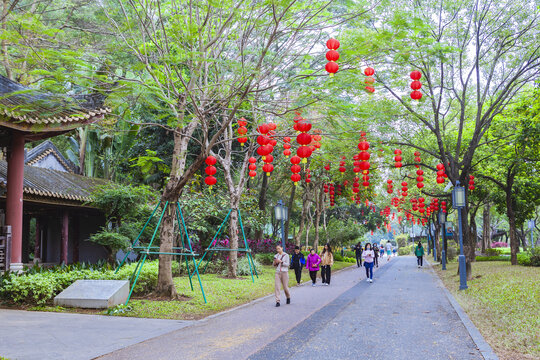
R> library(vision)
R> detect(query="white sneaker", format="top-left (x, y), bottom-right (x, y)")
top-left (366, 278), bottom-right (370, 282)
top-left (369, 279), bottom-right (373, 283)
top-left (312, 283), bottom-right (316, 287)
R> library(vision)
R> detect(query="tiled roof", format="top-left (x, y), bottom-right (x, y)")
top-left (25, 140), bottom-right (78, 173)
top-left (0, 160), bottom-right (107, 203)
top-left (0, 75), bottom-right (111, 127)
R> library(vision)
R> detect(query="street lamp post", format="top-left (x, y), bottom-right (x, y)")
top-left (439, 210), bottom-right (447, 270)
top-left (452, 181), bottom-right (468, 290)
top-left (274, 200), bottom-right (288, 249)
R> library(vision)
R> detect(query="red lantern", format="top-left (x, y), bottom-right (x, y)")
top-left (410, 91), bottom-right (422, 100)
top-left (326, 50), bottom-right (340, 61)
top-left (204, 176), bottom-right (217, 187)
top-left (410, 70), bottom-right (422, 80)
top-left (205, 166), bottom-right (217, 176)
top-left (249, 170), bottom-right (256, 178)
top-left (417, 182), bottom-right (424, 189)
top-left (263, 163), bottom-right (274, 176)
top-left (257, 124), bottom-right (270, 134)
top-left (205, 156), bottom-right (217, 166)
top-left (326, 38), bottom-right (340, 50)
top-left (257, 135), bottom-right (269, 146)
top-left (238, 137), bottom-right (248, 145)
top-left (291, 164), bottom-right (301, 173)
top-left (410, 80), bottom-right (422, 90)
top-left (297, 146), bottom-right (313, 162)
top-left (248, 157), bottom-right (256, 164)
top-left (359, 151), bottom-right (370, 161)
top-left (291, 156), bottom-right (301, 165)
top-left (358, 141), bottom-right (370, 151)
top-left (238, 118), bottom-right (247, 127)
top-left (364, 67), bottom-right (375, 76)
top-left (436, 176), bottom-right (445, 184)
top-left (325, 62), bottom-right (339, 76)
top-left (394, 149), bottom-right (402, 155)
top-left (364, 76), bottom-right (375, 85)
top-left (365, 86), bottom-right (375, 93)
top-left (291, 173), bottom-right (301, 184)
top-left (263, 154), bottom-right (274, 163)
top-left (283, 149), bottom-right (291, 157)
top-left (296, 132), bottom-right (312, 145)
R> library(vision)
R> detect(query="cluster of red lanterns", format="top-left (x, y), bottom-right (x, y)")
top-left (293, 115), bottom-right (313, 163)
top-left (290, 155), bottom-right (302, 184)
top-left (283, 136), bottom-right (291, 157)
top-left (429, 198), bottom-right (439, 214)
top-left (410, 70), bottom-right (422, 100)
top-left (411, 197), bottom-right (426, 214)
top-left (386, 179), bottom-right (393, 194)
top-left (353, 176), bottom-right (360, 194)
top-left (305, 168), bottom-right (311, 184)
top-left (469, 175), bottom-right (475, 191)
top-left (248, 157), bottom-right (257, 178)
top-left (394, 149), bottom-right (403, 168)
top-left (401, 181), bottom-right (408, 197)
top-left (415, 151), bottom-right (424, 189)
top-left (204, 156), bottom-right (217, 188)
top-left (237, 118), bottom-right (248, 146)
top-left (356, 132), bottom-right (371, 175)
top-left (364, 67), bottom-right (375, 93)
top-left (436, 163), bottom-right (447, 184)
top-left (325, 38), bottom-right (340, 76)
top-left (328, 183), bottom-right (335, 206)
top-left (441, 200), bottom-right (447, 213)
top-left (256, 123), bottom-right (278, 177)
top-left (339, 156), bottom-right (347, 173)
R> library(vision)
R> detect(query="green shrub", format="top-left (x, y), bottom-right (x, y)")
top-left (447, 247), bottom-right (457, 261)
top-left (518, 248), bottom-right (540, 267)
top-left (344, 251), bottom-right (355, 258)
top-left (0, 260), bottom-right (174, 305)
top-left (398, 247), bottom-right (411, 256)
top-left (334, 254), bottom-right (344, 262)
top-left (254, 253), bottom-right (275, 266)
top-left (234, 256), bottom-right (263, 276)
top-left (475, 255), bottom-right (510, 262)
top-left (485, 248), bottom-right (502, 256)
top-left (517, 252), bottom-right (531, 266)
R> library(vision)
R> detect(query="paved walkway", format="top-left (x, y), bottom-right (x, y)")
top-left (1, 257), bottom-right (492, 360)
top-left (250, 257), bottom-right (484, 360)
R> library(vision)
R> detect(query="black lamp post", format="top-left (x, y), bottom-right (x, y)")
top-left (439, 210), bottom-right (447, 270)
top-left (452, 181), bottom-right (468, 290)
top-left (274, 200), bottom-right (288, 249)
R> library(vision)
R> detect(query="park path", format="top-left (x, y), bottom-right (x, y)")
top-left (250, 256), bottom-right (486, 360)
top-left (97, 259), bottom-right (382, 360)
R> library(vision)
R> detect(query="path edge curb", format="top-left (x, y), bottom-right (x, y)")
top-left (427, 261), bottom-right (499, 360)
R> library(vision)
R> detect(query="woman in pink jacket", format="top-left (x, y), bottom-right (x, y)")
top-left (306, 248), bottom-right (322, 286)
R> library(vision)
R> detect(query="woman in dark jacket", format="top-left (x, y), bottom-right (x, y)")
top-left (354, 242), bottom-right (363, 267)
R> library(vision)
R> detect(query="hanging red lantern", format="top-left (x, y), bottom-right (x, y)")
top-left (238, 137), bottom-right (248, 145)
top-left (365, 86), bottom-right (375, 93)
top-left (263, 154), bottom-right (274, 163)
top-left (297, 146), bottom-right (313, 162)
top-left (291, 164), bottom-right (301, 173)
top-left (325, 61), bottom-right (339, 76)
top-left (283, 149), bottom-right (291, 157)
top-left (364, 76), bottom-right (375, 85)
top-left (291, 156), bottom-right (301, 165)
top-left (205, 156), bottom-right (216, 166)
top-left (204, 176), bottom-right (217, 187)
top-left (205, 166), bottom-right (216, 176)
top-left (358, 141), bottom-right (370, 151)
top-left (326, 50), bottom-right (340, 61)
top-left (364, 67), bottom-right (375, 76)
top-left (291, 173), bottom-right (301, 184)
top-left (248, 171), bottom-right (256, 178)
top-left (263, 163), bottom-right (274, 176)
top-left (296, 132), bottom-right (312, 145)
top-left (326, 38), bottom-right (340, 50)
top-left (410, 70), bottom-right (422, 80)
top-left (410, 81), bottom-right (422, 90)
top-left (410, 91), bottom-right (422, 100)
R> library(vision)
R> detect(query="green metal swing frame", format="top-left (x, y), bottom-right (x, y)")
top-left (193, 208), bottom-right (258, 282)
top-left (115, 201), bottom-right (207, 304)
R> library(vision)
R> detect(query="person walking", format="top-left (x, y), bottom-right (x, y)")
top-left (290, 246), bottom-right (306, 284)
top-left (273, 245), bottom-right (291, 307)
top-left (306, 248), bottom-right (321, 286)
top-left (373, 243), bottom-right (380, 268)
top-left (414, 241), bottom-right (425, 268)
top-left (320, 244), bottom-right (334, 286)
top-left (354, 242), bottom-right (363, 267)
top-left (362, 243), bottom-right (375, 283)
top-left (385, 242), bottom-right (392, 261)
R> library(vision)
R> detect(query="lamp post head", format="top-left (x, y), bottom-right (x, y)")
top-left (452, 184), bottom-right (466, 209)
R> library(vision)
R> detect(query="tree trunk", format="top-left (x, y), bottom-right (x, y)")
top-left (482, 202), bottom-right (491, 253)
top-left (314, 186), bottom-right (324, 251)
top-left (254, 173), bottom-right (269, 241)
top-left (156, 122), bottom-right (197, 297)
top-left (78, 126), bottom-right (88, 175)
top-left (294, 185), bottom-right (310, 246)
top-left (283, 184), bottom-right (295, 243)
top-left (156, 202), bottom-right (178, 298)
top-left (470, 210), bottom-right (478, 256)
top-left (1, 0), bottom-right (12, 80)
top-left (459, 205), bottom-right (473, 280)
top-left (434, 223), bottom-right (441, 262)
top-left (506, 189), bottom-right (519, 265)
top-left (227, 201), bottom-right (239, 278)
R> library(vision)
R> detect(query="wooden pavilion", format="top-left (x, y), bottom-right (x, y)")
top-left (0, 75), bottom-right (110, 271)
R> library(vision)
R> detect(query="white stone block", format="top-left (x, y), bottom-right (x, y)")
top-left (54, 280), bottom-right (130, 309)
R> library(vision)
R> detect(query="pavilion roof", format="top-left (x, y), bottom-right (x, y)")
top-left (0, 75), bottom-right (110, 138)
top-left (0, 160), bottom-right (107, 204)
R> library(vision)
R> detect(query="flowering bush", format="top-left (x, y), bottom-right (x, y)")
top-left (491, 242), bottom-right (509, 248)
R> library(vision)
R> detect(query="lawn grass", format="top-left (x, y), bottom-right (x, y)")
top-left (433, 261), bottom-right (539, 360)
top-left (31, 262), bottom-right (353, 320)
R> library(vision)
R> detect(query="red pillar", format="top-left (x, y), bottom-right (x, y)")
top-left (61, 211), bottom-right (69, 264)
top-left (6, 131), bottom-right (25, 271)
